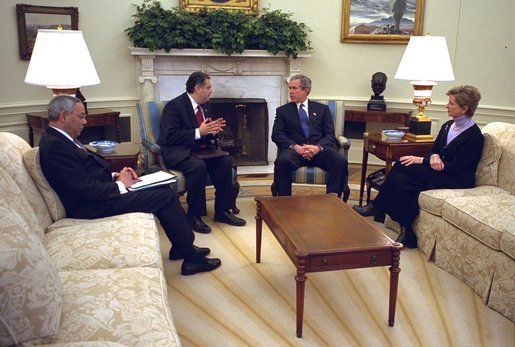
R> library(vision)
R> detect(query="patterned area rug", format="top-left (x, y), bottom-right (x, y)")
top-left (161, 196), bottom-right (514, 346)
top-left (203, 180), bottom-right (367, 202)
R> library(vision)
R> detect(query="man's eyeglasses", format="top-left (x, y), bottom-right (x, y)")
top-left (69, 112), bottom-right (87, 120)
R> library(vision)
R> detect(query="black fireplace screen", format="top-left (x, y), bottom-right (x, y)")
top-left (207, 98), bottom-right (268, 166)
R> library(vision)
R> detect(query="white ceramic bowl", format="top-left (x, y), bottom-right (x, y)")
top-left (89, 140), bottom-right (118, 153)
top-left (382, 130), bottom-right (405, 139)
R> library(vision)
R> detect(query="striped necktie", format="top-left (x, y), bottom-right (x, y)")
top-left (73, 138), bottom-right (87, 151)
top-left (299, 104), bottom-right (310, 138)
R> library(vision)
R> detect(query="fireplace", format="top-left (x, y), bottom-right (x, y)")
top-left (208, 98), bottom-right (268, 166)
top-left (130, 48), bottom-right (311, 168)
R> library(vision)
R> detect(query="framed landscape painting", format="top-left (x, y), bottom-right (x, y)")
top-left (180, 0), bottom-right (259, 15)
top-left (341, 0), bottom-right (425, 43)
top-left (16, 4), bottom-right (79, 60)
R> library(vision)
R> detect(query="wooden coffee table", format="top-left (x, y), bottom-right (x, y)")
top-left (255, 194), bottom-right (403, 338)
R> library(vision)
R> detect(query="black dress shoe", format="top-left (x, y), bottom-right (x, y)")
top-left (169, 245), bottom-right (211, 260)
top-left (214, 211), bottom-right (246, 226)
top-left (181, 256), bottom-right (222, 276)
top-left (396, 225), bottom-right (418, 249)
top-left (188, 216), bottom-right (212, 234)
top-left (353, 204), bottom-right (378, 217)
top-left (353, 203), bottom-right (385, 223)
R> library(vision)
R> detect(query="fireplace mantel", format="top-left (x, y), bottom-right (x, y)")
top-left (130, 47), bottom-right (312, 166)
top-left (129, 47), bottom-right (312, 102)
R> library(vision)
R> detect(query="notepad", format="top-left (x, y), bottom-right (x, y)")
top-left (128, 171), bottom-right (177, 191)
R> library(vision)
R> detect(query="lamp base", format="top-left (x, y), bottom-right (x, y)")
top-left (405, 115), bottom-right (433, 142)
top-left (404, 132), bottom-right (434, 142)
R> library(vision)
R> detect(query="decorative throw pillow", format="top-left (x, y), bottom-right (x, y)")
top-left (475, 133), bottom-right (501, 186)
top-left (0, 208), bottom-right (63, 345)
top-left (22, 147), bottom-right (66, 221)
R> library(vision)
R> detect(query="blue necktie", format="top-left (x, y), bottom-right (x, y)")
top-left (299, 104), bottom-right (309, 138)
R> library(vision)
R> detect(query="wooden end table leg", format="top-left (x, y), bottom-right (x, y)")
top-left (388, 246), bottom-right (402, 326)
top-left (295, 264), bottom-right (307, 338)
top-left (255, 200), bottom-right (262, 263)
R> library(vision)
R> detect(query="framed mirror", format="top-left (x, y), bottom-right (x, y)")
top-left (16, 4), bottom-right (79, 60)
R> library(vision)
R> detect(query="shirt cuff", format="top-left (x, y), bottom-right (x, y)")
top-left (116, 180), bottom-right (128, 194)
top-left (195, 128), bottom-right (201, 140)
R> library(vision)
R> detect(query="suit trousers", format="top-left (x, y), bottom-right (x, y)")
top-left (172, 155), bottom-right (234, 216)
top-left (274, 148), bottom-right (348, 196)
top-left (68, 186), bottom-right (195, 259)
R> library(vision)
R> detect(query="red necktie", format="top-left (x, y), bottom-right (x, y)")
top-left (196, 106), bottom-right (204, 126)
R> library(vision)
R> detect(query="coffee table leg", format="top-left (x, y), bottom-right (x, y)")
top-left (255, 200), bottom-right (262, 263)
top-left (295, 268), bottom-right (306, 338)
top-left (388, 246), bottom-right (402, 326)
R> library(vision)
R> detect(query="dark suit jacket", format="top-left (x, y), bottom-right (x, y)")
top-left (39, 127), bottom-right (120, 216)
top-left (425, 119), bottom-right (484, 188)
top-left (158, 92), bottom-right (218, 168)
top-left (271, 100), bottom-right (338, 150)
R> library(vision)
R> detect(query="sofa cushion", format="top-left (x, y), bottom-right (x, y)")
top-left (23, 147), bottom-right (67, 222)
top-left (0, 208), bottom-right (62, 346)
top-left (475, 133), bottom-right (501, 186)
top-left (441, 194), bottom-right (515, 250)
top-left (482, 122), bottom-right (515, 194)
top-left (419, 185), bottom-right (509, 216)
top-left (44, 214), bottom-right (162, 271)
top-left (501, 226), bottom-right (515, 260)
top-left (46, 267), bottom-right (180, 346)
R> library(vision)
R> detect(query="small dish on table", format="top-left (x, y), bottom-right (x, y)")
top-left (382, 130), bottom-right (405, 140)
top-left (89, 140), bottom-right (119, 153)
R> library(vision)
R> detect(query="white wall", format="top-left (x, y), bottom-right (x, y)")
top-left (0, 0), bottom-right (513, 162)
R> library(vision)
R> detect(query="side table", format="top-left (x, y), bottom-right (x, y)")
top-left (26, 108), bottom-right (121, 147)
top-left (85, 143), bottom-right (140, 172)
top-left (345, 106), bottom-right (412, 126)
top-left (359, 132), bottom-right (433, 206)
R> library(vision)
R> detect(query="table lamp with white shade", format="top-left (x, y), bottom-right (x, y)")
top-left (24, 29), bottom-right (100, 112)
top-left (394, 35), bottom-right (455, 142)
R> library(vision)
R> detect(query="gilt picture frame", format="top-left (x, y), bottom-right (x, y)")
top-left (180, 0), bottom-right (259, 15)
top-left (16, 4), bottom-right (79, 60)
top-left (341, 0), bottom-right (424, 44)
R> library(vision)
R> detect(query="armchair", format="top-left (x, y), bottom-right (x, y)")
top-left (136, 101), bottom-right (240, 213)
top-left (271, 99), bottom-right (351, 201)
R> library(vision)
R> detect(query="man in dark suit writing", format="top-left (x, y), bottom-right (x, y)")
top-left (271, 74), bottom-right (348, 197)
top-left (39, 95), bottom-right (221, 276)
top-left (158, 71), bottom-right (246, 233)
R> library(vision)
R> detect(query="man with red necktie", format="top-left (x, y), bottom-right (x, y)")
top-left (158, 71), bottom-right (246, 233)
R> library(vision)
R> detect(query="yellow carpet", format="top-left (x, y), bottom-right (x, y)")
top-left (161, 186), bottom-right (514, 346)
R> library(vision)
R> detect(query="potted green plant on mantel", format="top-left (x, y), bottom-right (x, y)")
top-left (125, 0), bottom-right (312, 58)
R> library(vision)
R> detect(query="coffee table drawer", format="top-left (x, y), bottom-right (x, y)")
top-left (308, 251), bottom-right (392, 271)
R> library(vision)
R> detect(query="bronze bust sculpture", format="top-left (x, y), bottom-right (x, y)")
top-left (368, 72), bottom-right (387, 111)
